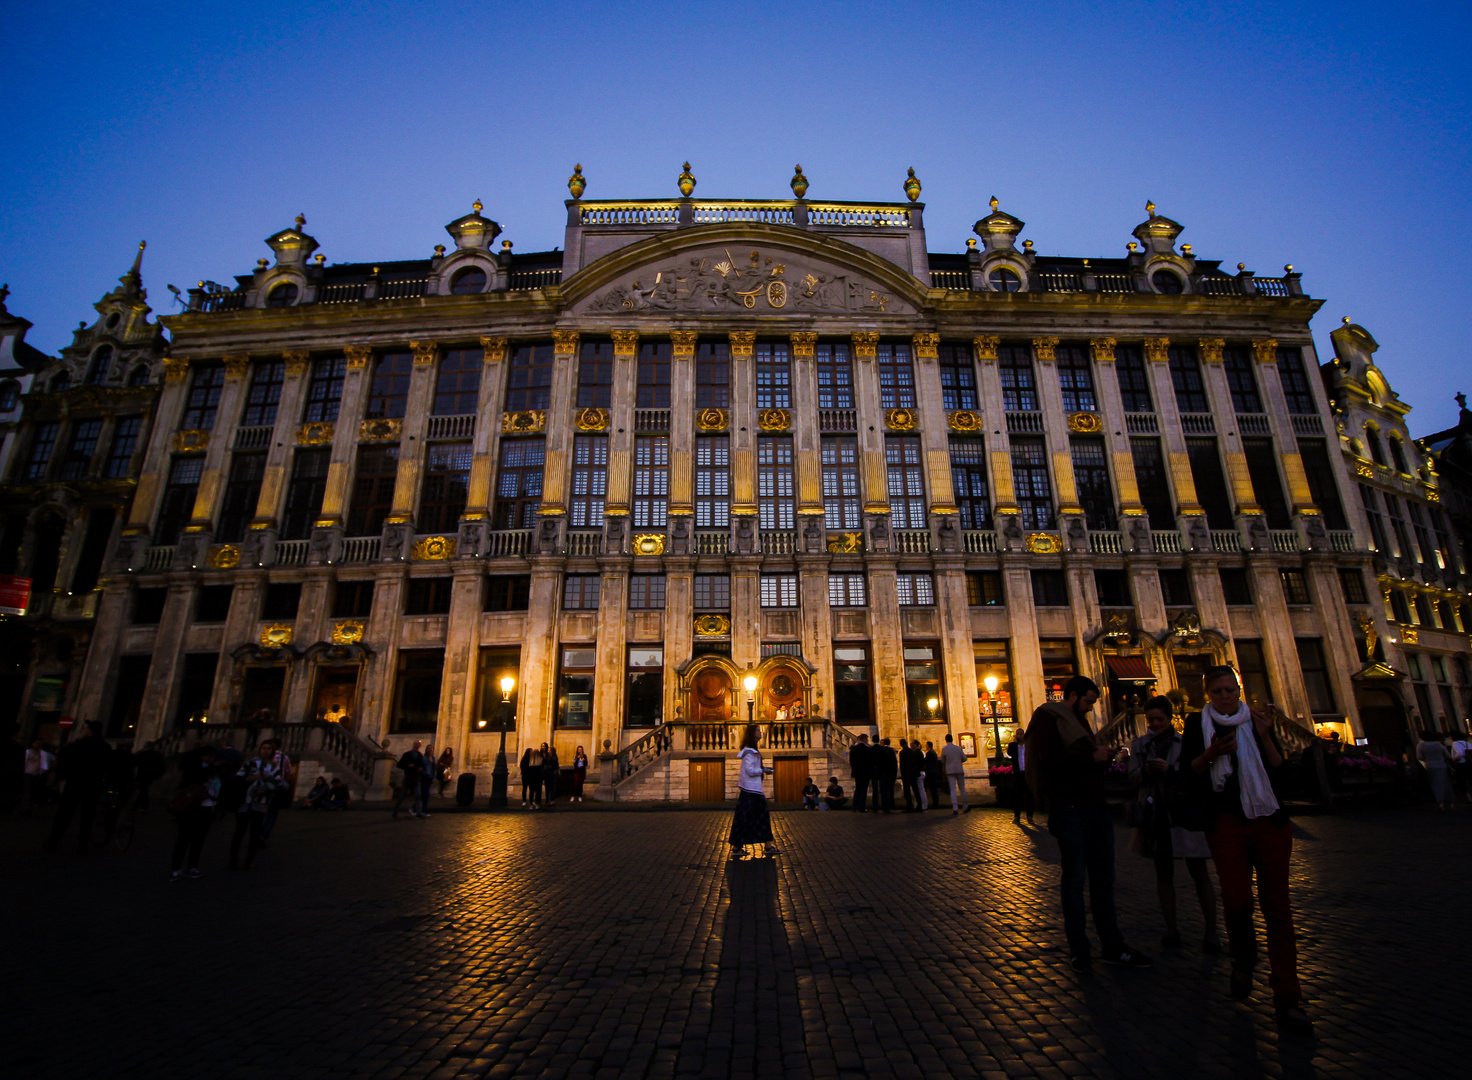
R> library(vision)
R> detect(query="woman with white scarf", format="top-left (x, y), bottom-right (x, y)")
top-left (1181, 665), bottom-right (1310, 1035)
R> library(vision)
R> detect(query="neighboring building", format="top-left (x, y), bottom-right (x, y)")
top-left (0, 247), bottom-right (167, 742)
top-left (70, 172), bottom-right (1392, 798)
top-left (1416, 391), bottom-right (1472, 729)
top-left (0, 288), bottom-right (45, 487)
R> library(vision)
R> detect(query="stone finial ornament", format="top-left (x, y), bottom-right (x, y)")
top-left (903, 168), bottom-right (921, 202)
top-left (678, 162), bottom-right (696, 197)
top-left (568, 164), bottom-right (586, 199)
top-left (790, 165), bottom-right (808, 199)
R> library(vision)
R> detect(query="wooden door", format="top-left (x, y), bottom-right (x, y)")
top-left (765, 665), bottom-right (802, 721)
top-left (689, 759), bottom-right (725, 803)
top-left (773, 758), bottom-right (806, 804)
top-left (693, 668), bottom-right (733, 724)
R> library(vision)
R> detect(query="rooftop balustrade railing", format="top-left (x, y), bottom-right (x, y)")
top-left (234, 426), bottom-right (273, 449)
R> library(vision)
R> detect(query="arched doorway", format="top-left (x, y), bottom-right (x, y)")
top-left (763, 664), bottom-right (804, 722)
top-left (1355, 686), bottom-right (1410, 756)
top-left (692, 666), bottom-right (732, 724)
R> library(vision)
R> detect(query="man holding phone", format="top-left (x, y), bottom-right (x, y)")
top-left (1026, 675), bottom-right (1153, 973)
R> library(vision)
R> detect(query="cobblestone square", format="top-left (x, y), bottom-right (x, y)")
top-left (3, 803), bottom-right (1465, 1080)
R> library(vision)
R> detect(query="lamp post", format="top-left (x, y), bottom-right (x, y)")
top-left (983, 674), bottom-right (1001, 765)
top-left (743, 674), bottom-right (758, 729)
top-left (489, 675), bottom-right (515, 808)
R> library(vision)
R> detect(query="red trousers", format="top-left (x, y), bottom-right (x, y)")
top-left (1207, 813), bottom-right (1301, 1005)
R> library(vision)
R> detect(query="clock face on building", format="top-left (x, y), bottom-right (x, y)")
top-left (771, 673), bottom-right (795, 698)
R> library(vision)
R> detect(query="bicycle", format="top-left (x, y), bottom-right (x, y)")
top-left (91, 786), bottom-right (139, 852)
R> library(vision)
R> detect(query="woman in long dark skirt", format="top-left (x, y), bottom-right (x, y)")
top-left (729, 724), bottom-right (780, 859)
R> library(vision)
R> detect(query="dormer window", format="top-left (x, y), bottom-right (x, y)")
top-left (106, 312), bottom-right (122, 330)
top-left (0, 380), bottom-right (18, 411)
top-left (266, 282), bottom-right (299, 308)
top-left (1151, 269), bottom-right (1184, 294)
top-left (1365, 426), bottom-right (1385, 466)
top-left (989, 268), bottom-right (1022, 292)
top-left (1389, 437), bottom-right (1409, 474)
top-left (450, 267), bottom-right (487, 295)
top-left (128, 365), bottom-right (151, 387)
top-left (51, 372), bottom-right (70, 393)
top-left (86, 345), bottom-right (113, 384)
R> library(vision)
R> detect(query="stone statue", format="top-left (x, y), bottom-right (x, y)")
top-left (457, 521), bottom-right (483, 558)
top-left (380, 527), bottom-right (404, 561)
top-left (803, 515), bottom-right (822, 552)
top-left (1303, 515), bottom-right (1327, 550)
top-left (670, 517), bottom-right (690, 554)
top-left (1358, 613), bottom-right (1378, 660)
top-left (240, 531), bottom-right (264, 566)
top-left (1187, 518), bottom-right (1210, 552)
top-left (1246, 516), bottom-right (1269, 551)
top-left (936, 514), bottom-right (958, 552)
top-left (1066, 516), bottom-right (1087, 551)
top-left (309, 527), bottom-right (333, 565)
top-left (1001, 515), bottom-right (1023, 551)
top-left (1129, 516), bottom-right (1151, 553)
top-left (537, 517), bottom-right (560, 555)
top-left (735, 515), bottom-right (755, 553)
top-left (868, 516), bottom-right (889, 553)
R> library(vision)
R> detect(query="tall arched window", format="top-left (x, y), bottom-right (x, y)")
top-left (0, 380), bottom-right (18, 411)
top-left (1364, 426), bottom-right (1385, 466)
top-left (266, 282), bottom-right (299, 308)
top-left (86, 345), bottom-right (113, 384)
top-left (1389, 436), bottom-right (1409, 474)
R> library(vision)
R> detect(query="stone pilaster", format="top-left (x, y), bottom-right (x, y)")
top-left (122, 357), bottom-right (192, 538)
top-left (438, 565), bottom-right (486, 762)
top-left (1142, 337), bottom-right (1204, 524)
top-left (1090, 338), bottom-right (1145, 523)
top-left (866, 556), bottom-right (907, 740)
top-left (517, 561), bottom-right (565, 748)
top-left (791, 332), bottom-right (822, 514)
top-left (250, 350), bottom-right (313, 532)
top-left (933, 559), bottom-right (979, 737)
top-left (315, 345), bottom-right (373, 528)
top-left (133, 582), bottom-right (195, 742)
top-left (1003, 563), bottom-right (1043, 723)
top-left (185, 354), bottom-right (252, 536)
top-left (385, 341), bottom-right (439, 531)
top-left (1032, 336), bottom-right (1081, 526)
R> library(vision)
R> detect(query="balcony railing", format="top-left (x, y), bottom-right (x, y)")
top-left (274, 539), bottom-right (309, 566)
top-left (579, 202), bottom-right (682, 226)
top-left (929, 269), bottom-right (971, 290)
top-left (144, 545), bottom-right (174, 571)
top-left (1153, 530), bottom-right (1183, 553)
top-left (1329, 530), bottom-right (1356, 553)
top-left (318, 282), bottom-right (366, 304)
top-left (564, 530), bottom-right (603, 557)
top-left (339, 536), bottom-right (380, 563)
top-left (426, 414), bottom-right (475, 440)
top-left (485, 529), bottom-right (532, 557)
top-left (1210, 530), bottom-right (1241, 553)
top-left (818, 408), bottom-right (857, 432)
top-left (1037, 272), bottom-right (1081, 291)
top-left (1095, 273), bottom-right (1136, 293)
top-left (1005, 411), bottom-right (1044, 434)
top-left (1271, 530), bottom-right (1301, 552)
top-left (1197, 276), bottom-right (1243, 296)
top-left (376, 278), bottom-right (427, 299)
top-left (1180, 413), bottom-right (1216, 435)
top-left (506, 267), bottom-right (561, 290)
top-left (235, 425), bottom-right (274, 449)
top-left (1252, 277), bottom-right (1292, 298)
top-left (806, 203), bottom-right (911, 228)
top-left (695, 530), bottom-right (729, 556)
top-left (893, 529), bottom-right (931, 554)
top-left (198, 292), bottom-right (247, 312)
top-left (760, 530), bottom-right (797, 555)
top-left (1291, 414), bottom-right (1324, 435)
top-left (634, 409), bottom-right (670, 432)
top-left (1237, 413), bottom-right (1272, 436)
top-left (964, 531), bottom-right (997, 554)
top-left (692, 203), bottom-right (794, 225)
top-left (1090, 531), bottom-right (1123, 554)
top-left (1125, 413), bottom-right (1158, 434)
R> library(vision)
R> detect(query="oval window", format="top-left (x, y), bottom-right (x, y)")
top-left (106, 312), bottom-right (122, 330)
top-left (266, 282), bottom-right (299, 308)
top-left (1151, 269), bottom-right (1184, 294)
top-left (989, 268), bottom-right (1022, 293)
top-left (450, 267), bottom-right (487, 295)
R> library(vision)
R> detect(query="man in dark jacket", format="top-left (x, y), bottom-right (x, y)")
top-left (44, 722), bottom-right (112, 853)
top-left (899, 739), bottom-right (924, 811)
top-left (1026, 676), bottom-right (1151, 973)
top-left (874, 737), bottom-right (899, 813)
top-left (849, 734), bottom-right (873, 812)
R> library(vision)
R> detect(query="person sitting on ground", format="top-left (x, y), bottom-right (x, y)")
top-left (322, 778), bottom-right (351, 810)
top-left (303, 777), bottom-right (331, 808)
top-left (824, 777), bottom-right (848, 810)
top-left (801, 777), bottom-right (820, 810)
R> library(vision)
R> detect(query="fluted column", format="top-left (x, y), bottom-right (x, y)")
top-left (604, 330), bottom-right (639, 539)
top-left (790, 332), bottom-right (823, 515)
top-left (1253, 337), bottom-right (1318, 517)
top-left (1033, 336), bottom-right (1081, 525)
top-left (315, 344), bottom-right (373, 527)
top-left (667, 331), bottom-right (696, 550)
top-left (912, 333), bottom-right (957, 525)
top-left (1090, 338), bottom-right (1145, 521)
top-left (1143, 337), bottom-right (1203, 520)
top-left (1197, 338), bottom-right (1260, 517)
top-left (851, 333), bottom-right (887, 515)
top-left (537, 330), bottom-right (581, 528)
top-left (121, 357), bottom-right (192, 539)
top-left (463, 336), bottom-right (509, 525)
top-left (972, 335), bottom-right (1016, 518)
top-left (384, 341), bottom-right (439, 531)
top-left (729, 331), bottom-right (756, 515)
top-left (250, 350), bottom-right (312, 530)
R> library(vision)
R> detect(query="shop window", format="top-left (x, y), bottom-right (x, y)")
top-left (262, 582), bottom-right (301, 620)
top-left (974, 641), bottom-right (1015, 756)
top-left (563, 574), bottom-right (600, 610)
top-left (1031, 570), bottom-right (1068, 608)
top-left (174, 653), bottom-right (218, 727)
top-left (557, 646), bottom-right (596, 728)
top-left (475, 647), bottom-right (520, 732)
top-left (483, 576), bottom-right (529, 612)
top-left (393, 649), bottom-right (444, 733)
top-left (332, 580), bottom-right (375, 618)
top-left (828, 573), bottom-right (867, 607)
top-left (904, 643), bottom-right (945, 722)
top-left (106, 655), bottom-right (150, 737)
top-left (626, 647), bottom-right (664, 727)
top-left (896, 572), bottom-right (935, 606)
top-left (1041, 639), bottom-right (1078, 702)
top-left (966, 571), bottom-right (1004, 606)
top-left (628, 575), bottom-right (666, 610)
top-left (196, 585), bottom-right (234, 623)
top-left (312, 666), bottom-right (359, 724)
top-left (834, 644), bottom-right (872, 723)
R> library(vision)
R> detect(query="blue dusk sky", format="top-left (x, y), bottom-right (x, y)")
top-left (2, 2), bottom-right (1469, 433)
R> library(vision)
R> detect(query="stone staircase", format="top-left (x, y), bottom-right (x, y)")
top-left (153, 722), bottom-right (387, 800)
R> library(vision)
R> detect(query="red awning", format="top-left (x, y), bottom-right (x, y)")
top-left (1106, 656), bottom-right (1157, 682)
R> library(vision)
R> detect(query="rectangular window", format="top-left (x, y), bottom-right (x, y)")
top-left (896, 572), bottom-right (935, 606)
top-left (632, 436), bottom-right (669, 529)
top-left (332, 580), bottom-right (375, 618)
top-left (103, 416), bottom-right (142, 479)
top-left (1298, 439), bottom-right (1348, 531)
top-left (938, 343), bottom-right (978, 410)
top-left (1169, 347), bottom-right (1209, 413)
top-left (696, 341), bottom-right (730, 408)
top-left (281, 447), bottom-right (331, 540)
top-left (1056, 344), bottom-right (1097, 412)
top-left (886, 435), bottom-right (926, 530)
top-left (262, 581), bottom-right (301, 619)
top-left (626, 647), bottom-right (664, 728)
top-left (195, 584), bottom-right (233, 623)
top-left (577, 341), bottom-right (614, 408)
top-left (998, 343), bottom-right (1037, 411)
top-left (628, 574), bottom-right (666, 610)
top-left (216, 452), bottom-right (266, 543)
top-left (347, 444), bottom-right (400, 537)
top-left (695, 436), bottom-right (729, 529)
top-left (760, 574), bottom-right (799, 608)
top-left (816, 342), bottom-right (854, 409)
top-left (58, 419), bottom-right (102, 481)
top-left (70, 507), bottom-right (114, 594)
top-left (834, 645), bottom-right (872, 723)
top-left (1186, 438), bottom-right (1234, 529)
top-left (132, 587), bottom-right (167, 624)
top-left (1235, 640), bottom-right (1274, 710)
top-left (476, 646), bottom-right (520, 731)
top-left (242, 360), bottom-right (285, 427)
top-left (1031, 569), bottom-right (1068, 607)
top-left (1115, 344), bottom-right (1153, 412)
top-left (483, 575), bottom-right (530, 612)
top-left (1334, 568), bottom-right (1367, 606)
top-left (505, 343), bottom-right (554, 411)
top-left (562, 574), bottom-right (601, 610)
top-left (1280, 567), bottom-right (1311, 605)
top-left (1095, 569), bottom-right (1131, 607)
top-left (1276, 347), bottom-right (1318, 415)
top-left (302, 357), bottom-right (345, 423)
top-left (24, 422), bottom-right (59, 480)
top-left (1359, 485), bottom-right (1389, 552)
top-left (393, 649), bottom-right (444, 733)
top-left (492, 438), bottom-right (543, 531)
top-left (1242, 438), bottom-right (1292, 529)
top-left (1222, 347), bottom-right (1263, 413)
top-left (419, 442), bottom-right (472, 534)
top-left (694, 574), bottom-right (729, 611)
top-left (951, 437), bottom-right (991, 530)
top-left (904, 644), bottom-right (945, 723)
top-left (637, 343), bottom-right (671, 408)
top-left (405, 577), bottom-right (453, 615)
top-left (365, 353), bottom-right (413, 419)
top-left (174, 653), bottom-right (218, 728)
top-left (966, 570), bottom-right (1004, 606)
top-left (975, 641), bottom-right (1015, 750)
top-left (155, 456), bottom-right (204, 544)
top-left (1384, 495), bottom-right (1414, 560)
top-left (754, 342), bottom-right (791, 409)
top-left (569, 435), bottom-right (607, 528)
top-left (821, 435), bottom-right (861, 529)
top-left (433, 349), bottom-right (481, 415)
top-left (1390, 589), bottom-right (1412, 624)
top-left (758, 436), bottom-right (795, 531)
top-left (1041, 639), bottom-right (1078, 701)
top-left (180, 363), bottom-right (225, 429)
top-left (828, 573), bottom-right (867, 607)
top-left (1129, 438), bottom-right (1176, 530)
top-left (1071, 436), bottom-right (1115, 530)
top-left (876, 342), bottom-right (916, 409)
top-left (558, 646), bottom-right (596, 728)
top-left (1296, 638), bottom-right (1336, 712)
top-left (1160, 568), bottom-right (1193, 607)
top-left (106, 654), bottom-right (151, 738)
top-left (1010, 436), bottom-right (1053, 530)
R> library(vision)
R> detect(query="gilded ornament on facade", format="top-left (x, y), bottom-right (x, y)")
top-left (502, 410), bottom-right (547, 434)
top-left (283, 350), bottom-right (311, 376)
top-left (411, 535), bottom-right (457, 561)
top-left (552, 330), bottom-right (580, 353)
top-left (206, 544), bottom-right (240, 569)
top-left (728, 331), bottom-right (755, 358)
top-left (766, 280), bottom-right (788, 308)
top-left (1426, 488), bottom-right (1439, 503)
top-left (851, 332), bottom-right (880, 360)
top-left (670, 331), bottom-right (698, 359)
top-left (1144, 338), bottom-right (1171, 364)
top-left (575, 407), bottom-right (610, 431)
top-left (1025, 532), bottom-right (1061, 554)
top-left (1401, 627), bottom-right (1419, 645)
top-left (903, 167), bottom-right (921, 203)
top-left (885, 408), bottom-right (918, 432)
top-left (332, 620), bottom-right (365, 645)
top-left (1355, 461), bottom-right (1375, 479)
top-left (972, 335), bottom-right (1000, 362)
top-left (1089, 338), bottom-right (1117, 364)
top-left (611, 330), bottom-right (640, 357)
top-left (828, 532), bottom-right (863, 554)
top-left (694, 614), bottom-right (731, 637)
top-left (1198, 338), bottom-right (1225, 364)
top-left (790, 164), bottom-right (808, 199)
top-left (948, 410), bottom-right (983, 433)
top-left (260, 623), bottom-right (294, 648)
top-left (789, 332), bottom-right (817, 359)
top-left (344, 345), bottom-right (373, 370)
top-left (223, 354), bottom-right (251, 379)
top-left (695, 407), bottom-right (729, 432)
top-left (410, 341), bottom-right (437, 366)
top-left (567, 164), bottom-right (586, 199)
top-left (678, 161), bottom-right (697, 197)
top-left (163, 358), bottom-right (190, 383)
top-left (298, 421), bottom-right (334, 445)
top-left (172, 429), bottom-right (209, 453)
top-left (912, 333), bottom-right (940, 360)
top-left (758, 409), bottom-right (790, 432)
top-left (1032, 336), bottom-right (1059, 362)
top-left (1067, 412), bottom-right (1103, 433)
top-left (1252, 338), bottom-right (1279, 365)
top-left (479, 336), bottom-right (507, 364)
top-left (360, 418), bottom-right (402, 441)
top-left (632, 533), bottom-right (666, 556)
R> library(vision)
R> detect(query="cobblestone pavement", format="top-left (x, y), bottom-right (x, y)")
top-left (3, 801), bottom-right (1466, 1080)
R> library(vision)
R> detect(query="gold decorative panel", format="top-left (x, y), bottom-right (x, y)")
top-left (1067, 412), bottom-right (1103, 433)
top-left (611, 330), bottom-right (640, 357)
top-left (1400, 627), bottom-right (1418, 645)
top-left (344, 345), bottom-right (373, 369)
top-left (283, 350), bottom-right (311, 376)
top-left (360, 418), bottom-right (402, 441)
top-left (503, 410), bottom-right (546, 434)
top-left (670, 331), bottom-right (698, 359)
top-left (851, 332), bottom-right (879, 360)
top-left (223, 354), bottom-right (251, 379)
top-left (552, 329), bottom-right (580, 353)
top-left (298, 421), bottom-right (334, 445)
top-left (912, 333), bottom-right (940, 360)
top-left (1025, 532), bottom-right (1061, 554)
top-left (632, 533), bottom-right (666, 556)
top-left (885, 408), bottom-right (918, 431)
top-left (972, 335), bottom-right (999, 362)
top-left (1089, 338), bottom-right (1117, 364)
top-left (789, 332), bottom-right (817, 359)
top-left (332, 620), bottom-right (365, 645)
top-left (172, 429), bottom-right (209, 452)
top-left (728, 331), bottom-right (755, 358)
top-left (479, 336), bottom-right (507, 364)
top-left (1252, 338), bottom-right (1279, 365)
top-left (1198, 338), bottom-right (1225, 364)
top-left (1144, 338), bottom-right (1171, 364)
top-left (695, 407), bottom-right (729, 432)
top-left (206, 544), bottom-right (240, 569)
top-left (694, 614), bottom-right (731, 637)
top-left (828, 532), bottom-right (863, 553)
top-left (260, 623), bottom-right (294, 648)
top-left (948, 410), bottom-right (983, 433)
top-left (758, 408), bottom-right (790, 432)
top-left (1032, 336), bottom-right (1059, 362)
top-left (575, 407), bottom-right (610, 431)
top-left (412, 535), bottom-right (457, 561)
top-left (410, 340), bottom-right (437, 366)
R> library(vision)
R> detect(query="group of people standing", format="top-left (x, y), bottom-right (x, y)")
top-left (844, 733), bottom-right (970, 814)
top-left (167, 738), bottom-right (294, 877)
top-left (517, 744), bottom-right (588, 808)
top-left (391, 739), bottom-right (452, 819)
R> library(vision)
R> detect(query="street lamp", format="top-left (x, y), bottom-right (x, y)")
top-left (489, 675), bottom-right (515, 808)
top-left (983, 673), bottom-right (1002, 764)
top-left (926, 696), bottom-right (939, 720)
top-left (743, 673), bottom-right (758, 728)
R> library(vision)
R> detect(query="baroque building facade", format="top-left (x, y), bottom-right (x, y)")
top-left (58, 171), bottom-right (1470, 798)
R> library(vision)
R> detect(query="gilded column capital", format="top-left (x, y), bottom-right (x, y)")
top-left (163, 357), bottom-right (190, 383)
top-left (972, 335), bottom-right (999, 362)
top-left (611, 329), bottom-right (640, 357)
top-left (283, 350), bottom-right (311, 376)
top-left (222, 354), bottom-right (251, 379)
top-left (1089, 337), bottom-right (1117, 364)
top-left (1198, 338), bottom-right (1225, 364)
top-left (344, 345), bottom-right (373, 370)
top-left (410, 340), bottom-right (438, 366)
top-left (479, 336), bottom-right (507, 364)
top-left (552, 329), bottom-right (580, 354)
top-left (1251, 338), bottom-right (1279, 365)
top-left (729, 331), bottom-right (755, 358)
top-left (789, 332), bottom-right (818, 360)
top-left (851, 332), bottom-right (879, 360)
top-left (1032, 336), bottom-right (1059, 362)
top-left (912, 333), bottom-right (939, 361)
top-left (1143, 337), bottom-right (1171, 364)
top-left (670, 331), bottom-right (698, 359)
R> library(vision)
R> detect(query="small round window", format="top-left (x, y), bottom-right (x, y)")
top-left (450, 267), bottom-right (487, 295)
top-left (266, 282), bottom-right (299, 308)
top-left (1151, 269), bottom-right (1184, 294)
top-left (989, 268), bottom-right (1022, 292)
